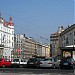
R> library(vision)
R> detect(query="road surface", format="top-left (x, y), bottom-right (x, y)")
top-left (0, 68), bottom-right (74, 75)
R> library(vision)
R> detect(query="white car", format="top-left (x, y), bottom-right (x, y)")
top-left (11, 58), bottom-right (27, 68)
top-left (40, 57), bottom-right (55, 68)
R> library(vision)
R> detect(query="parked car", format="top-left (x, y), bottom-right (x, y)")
top-left (59, 57), bottom-right (74, 69)
top-left (0, 58), bottom-right (11, 68)
top-left (39, 57), bottom-right (55, 68)
top-left (11, 58), bottom-right (27, 68)
top-left (27, 58), bottom-right (43, 68)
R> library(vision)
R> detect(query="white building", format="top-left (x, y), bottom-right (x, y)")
top-left (0, 15), bottom-right (14, 60)
top-left (42, 44), bottom-right (50, 57)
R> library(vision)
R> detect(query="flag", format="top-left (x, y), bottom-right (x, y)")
top-left (17, 48), bottom-right (20, 53)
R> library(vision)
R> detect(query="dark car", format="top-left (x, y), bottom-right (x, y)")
top-left (59, 57), bottom-right (74, 69)
top-left (27, 58), bottom-right (43, 68)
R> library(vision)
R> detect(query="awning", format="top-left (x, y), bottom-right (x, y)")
top-left (66, 45), bottom-right (75, 47)
top-left (60, 46), bottom-right (75, 51)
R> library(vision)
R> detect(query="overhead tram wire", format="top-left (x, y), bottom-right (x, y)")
top-left (13, 16), bottom-right (50, 36)
top-left (1, 10), bottom-right (50, 36)
top-left (1, 10), bottom-right (42, 37)
top-left (13, 17), bottom-right (49, 43)
top-left (10, 14), bottom-right (50, 43)
top-left (0, 10), bottom-right (38, 39)
top-left (0, 10), bottom-right (50, 43)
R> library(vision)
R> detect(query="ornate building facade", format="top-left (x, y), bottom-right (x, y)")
top-left (0, 14), bottom-right (14, 60)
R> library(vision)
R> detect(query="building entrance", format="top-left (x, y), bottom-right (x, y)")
top-left (60, 46), bottom-right (75, 59)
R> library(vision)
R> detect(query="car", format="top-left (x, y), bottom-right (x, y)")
top-left (39, 57), bottom-right (55, 68)
top-left (27, 58), bottom-right (43, 68)
top-left (0, 58), bottom-right (11, 68)
top-left (11, 58), bottom-right (27, 68)
top-left (59, 57), bottom-right (74, 69)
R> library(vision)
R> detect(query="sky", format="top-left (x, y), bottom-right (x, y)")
top-left (0, 0), bottom-right (74, 44)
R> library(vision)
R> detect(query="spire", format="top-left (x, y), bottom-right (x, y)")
top-left (0, 13), bottom-right (3, 23)
top-left (0, 13), bottom-right (1, 18)
top-left (9, 16), bottom-right (14, 26)
top-left (10, 16), bottom-right (12, 21)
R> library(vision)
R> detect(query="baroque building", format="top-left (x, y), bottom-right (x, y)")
top-left (0, 14), bottom-right (14, 60)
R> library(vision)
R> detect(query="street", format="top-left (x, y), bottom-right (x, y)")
top-left (0, 68), bottom-right (74, 75)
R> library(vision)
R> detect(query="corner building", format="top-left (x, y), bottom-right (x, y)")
top-left (0, 15), bottom-right (14, 60)
top-left (50, 26), bottom-right (64, 58)
top-left (60, 24), bottom-right (75, 59)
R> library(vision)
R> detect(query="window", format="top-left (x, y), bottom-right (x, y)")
top-left (1, 34), bottom-right (2, 38)
top-left (64, 36), bottom-right (65, 40)
top-left (12, 37), bottom-right (13, 40)
top-left (12, 42), bottom-right (13, 47)
top-left (66, 37), bottom-right (69, 44)
top-left (9, 30), bottom-right (10, 33)
top-left (12, 31), bottom-right (14, 34)
top-left (9, 36), bottom-right (10, 40)
top-left (74, 39), bottom-right (75, 44)
top-left (13, 59), bottom-right (19, 62)
top-left (7, 29), bottom-right (8, 32)
top-left (19, 44), bottom-right (20, 48)
top-left (19, 41), bottom-right (20, 43)
top-left (14, 37), bottom-right (16, 41)
top-left (43, 58), bottom-right (52, 61)
top-left (4, 59), bottom-right (10, 62)
top-left (74, 31), bottom-right (75, 36)
top-left (62, 37), bottom-right (63, 41)
top-left (1, 27), bottom-right (2, 30)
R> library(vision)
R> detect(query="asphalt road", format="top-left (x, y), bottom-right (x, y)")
top-left (0, 68), bottom-right (74, 75)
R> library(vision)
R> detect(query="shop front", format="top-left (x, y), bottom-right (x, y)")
top-left (60, 46), bottom-right (75, 59)
top-left (0, 44), bottom-right (4, 58)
